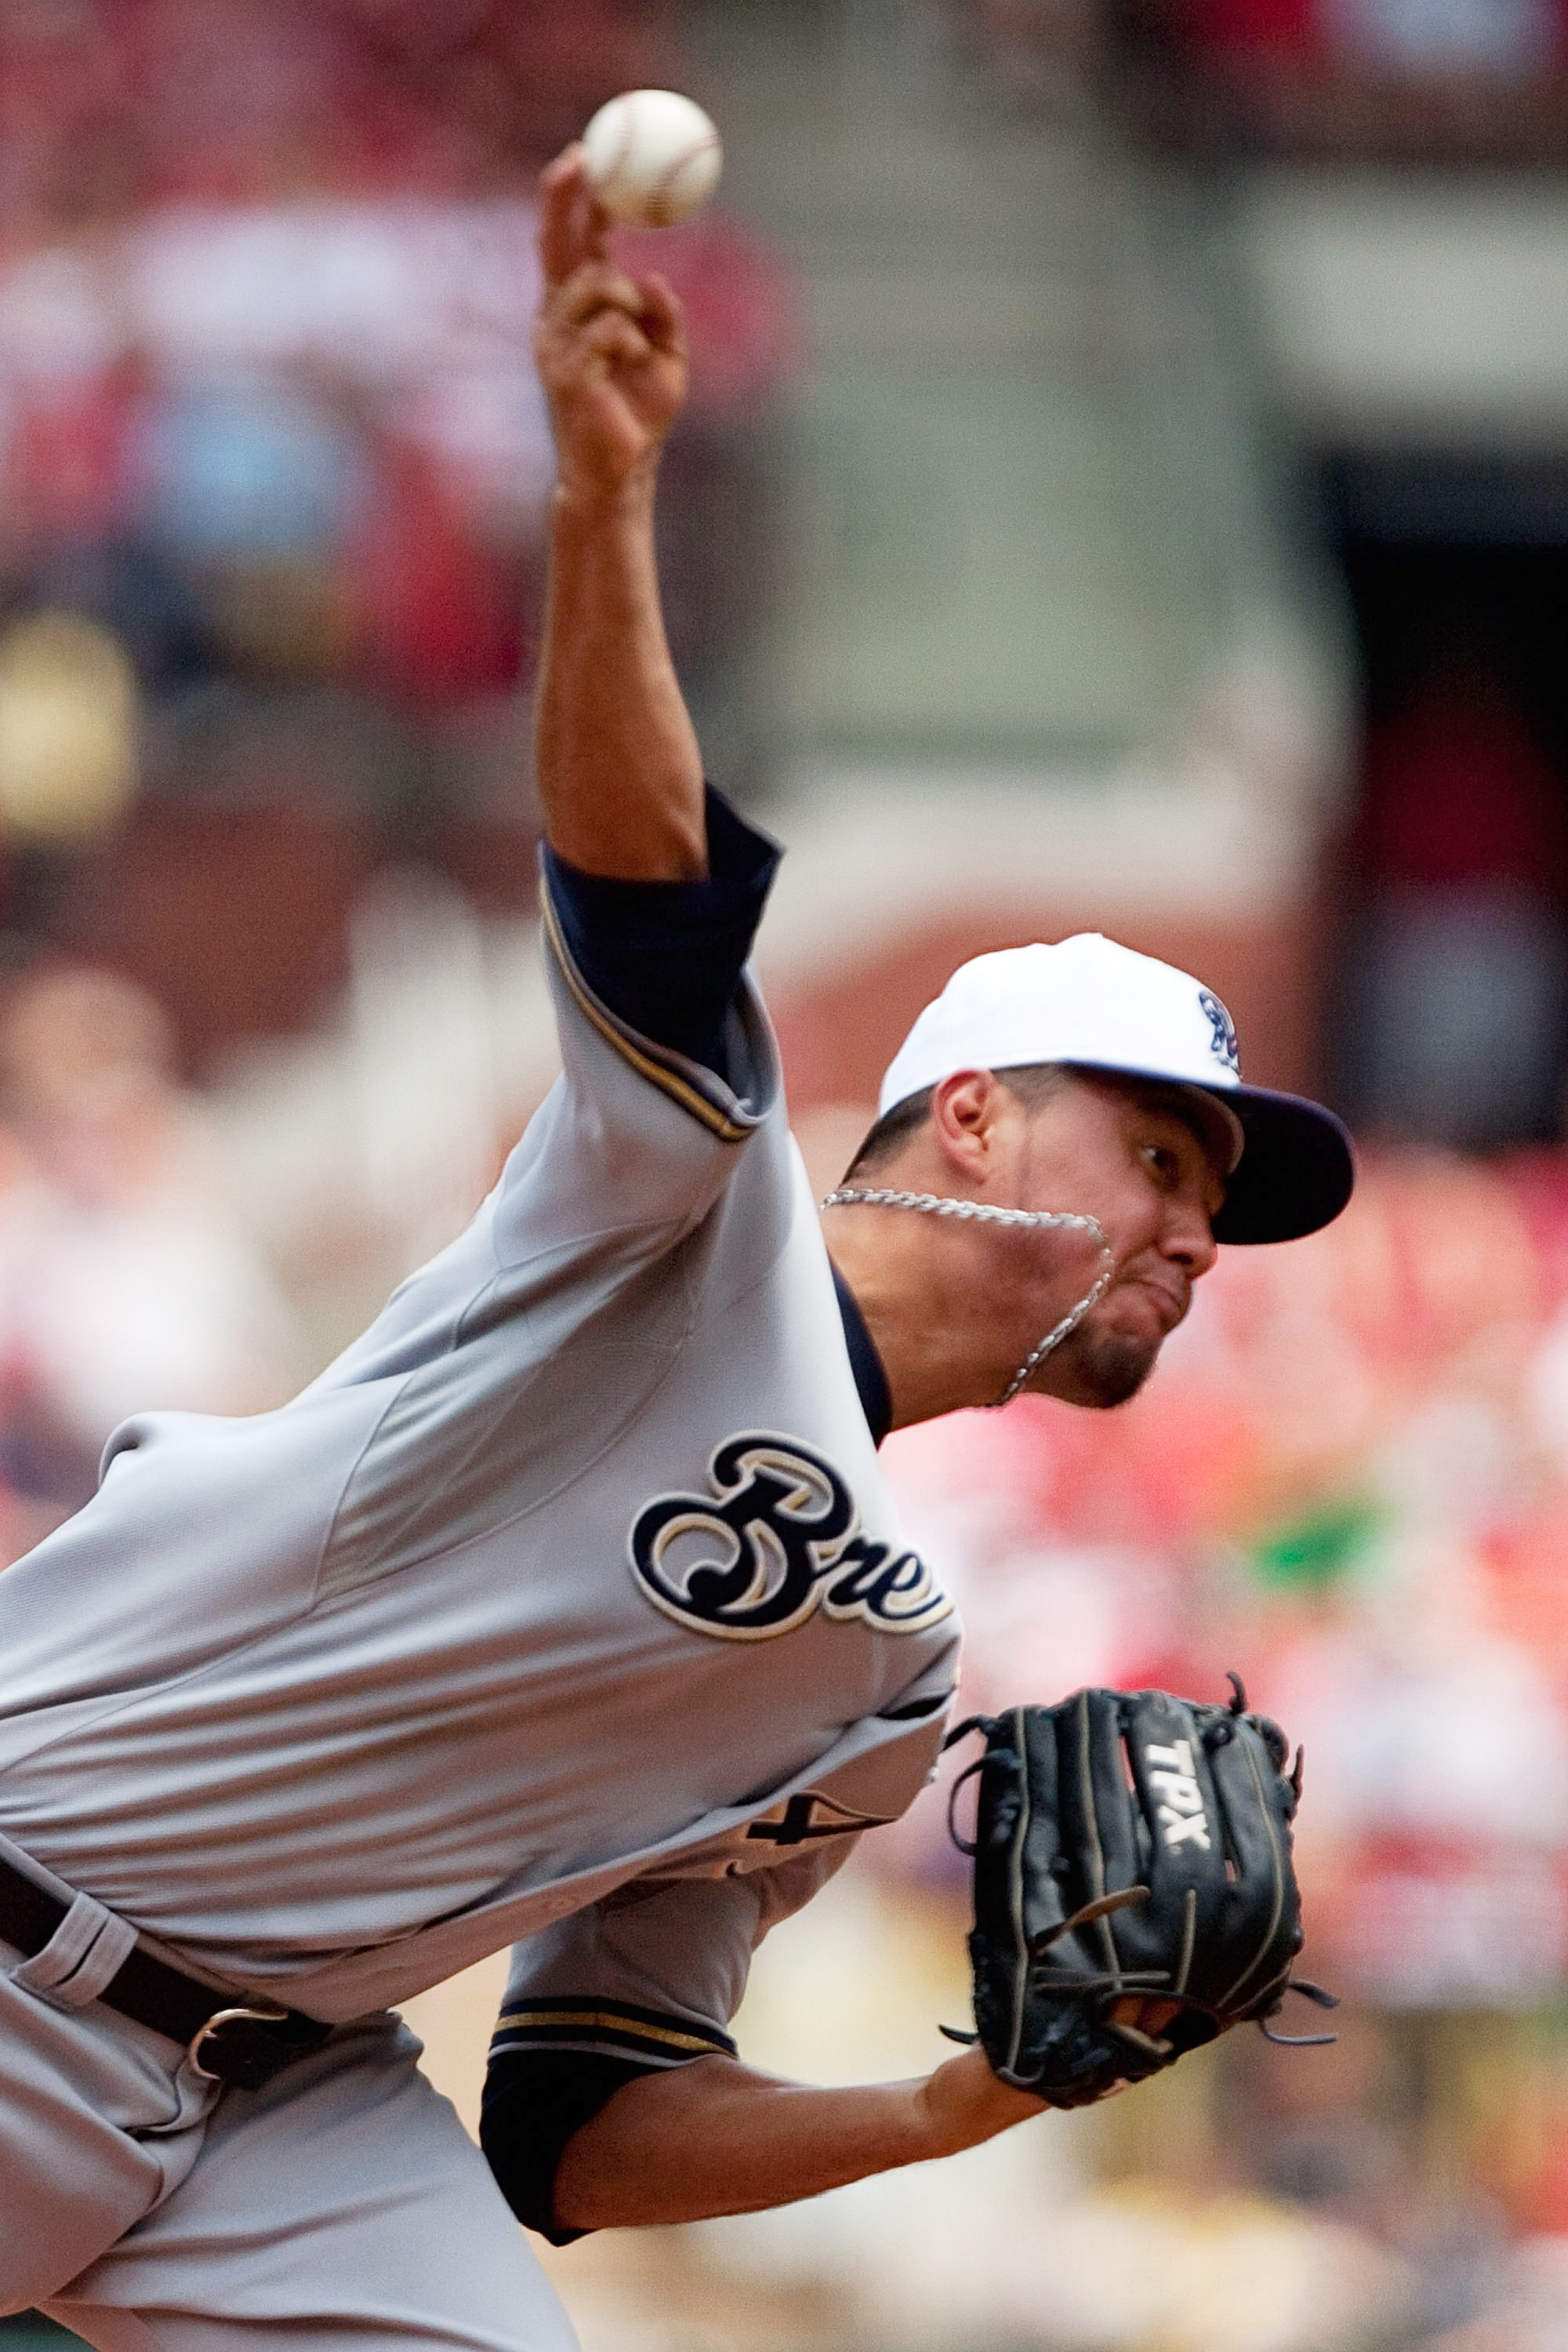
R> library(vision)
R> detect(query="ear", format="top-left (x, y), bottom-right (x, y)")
top-left (927, 1069), bottom-right (1008, 1181)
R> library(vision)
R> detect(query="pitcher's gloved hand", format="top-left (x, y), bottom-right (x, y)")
top-left (942, 1679), bottom-right (1337, 2106)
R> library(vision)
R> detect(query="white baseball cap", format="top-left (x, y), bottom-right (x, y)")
top-left (878, 934), bottom-right (1354, 1245)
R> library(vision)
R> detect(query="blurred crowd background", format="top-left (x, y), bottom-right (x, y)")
top-left (2, 2), bottom-right (1568, 2350)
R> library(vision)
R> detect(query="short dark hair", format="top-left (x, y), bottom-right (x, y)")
top-left (840, 1064), bottom-right (1067, 1182)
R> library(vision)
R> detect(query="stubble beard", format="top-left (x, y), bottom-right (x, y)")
top-left (1050, 1320), bottom-right (1160, 1410)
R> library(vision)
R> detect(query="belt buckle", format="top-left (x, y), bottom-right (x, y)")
top-left (187, 2002), bottom-right (294, 2089)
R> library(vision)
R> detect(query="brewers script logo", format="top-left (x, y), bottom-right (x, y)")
top-left (629, 1433), bottom-right (953, 1642)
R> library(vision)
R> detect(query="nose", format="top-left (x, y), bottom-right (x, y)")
top-left (1163, 1200), bottom-right (1218, 1281)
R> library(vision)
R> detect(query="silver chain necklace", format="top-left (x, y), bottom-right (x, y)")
top-left (818, 1188), bottom-right (1115, 1406)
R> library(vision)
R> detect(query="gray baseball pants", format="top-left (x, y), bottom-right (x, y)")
top-left (2, 1900), bottom-right (576, 2352)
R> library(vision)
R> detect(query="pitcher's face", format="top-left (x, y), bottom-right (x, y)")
top-left (1004, 1073), bottom-right (1225, 1408)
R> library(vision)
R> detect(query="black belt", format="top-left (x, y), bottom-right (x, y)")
top-left (0, 1851), bottom-right (332, 2089)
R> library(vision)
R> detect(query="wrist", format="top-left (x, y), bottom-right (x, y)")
top-left (916, 2047), bottom-right (1047, 2156)
top-left (551, 461), bottom-right (660, 526)
top-left (911, 2073), bottom-right (969, 2161)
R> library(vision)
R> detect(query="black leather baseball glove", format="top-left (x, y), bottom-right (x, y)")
top-left (943, 1679), bottom-right (1336, 2105)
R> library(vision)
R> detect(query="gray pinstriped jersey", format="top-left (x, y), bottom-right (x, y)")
top-left (0, 887), bottom-right (960, 2027)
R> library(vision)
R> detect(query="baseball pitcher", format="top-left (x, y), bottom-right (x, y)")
top-left (0, 148), bottom-right (1354, 2350)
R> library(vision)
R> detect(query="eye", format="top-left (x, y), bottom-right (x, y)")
top-left (1139, 1141), bottom-right (1182, 1189)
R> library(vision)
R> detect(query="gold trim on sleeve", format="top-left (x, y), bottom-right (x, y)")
top-left (494, 2007), bottom-right (729, 2054)
top-left (539, 887), bottom-right (757, 1144)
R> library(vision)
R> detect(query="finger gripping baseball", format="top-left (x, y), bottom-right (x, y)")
top-left (947, 1685), bottom-right (1330, 2103)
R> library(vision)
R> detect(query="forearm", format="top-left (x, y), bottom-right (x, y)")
top-left (535, 474), bottom-right (706, 882)
top-left (553, 2047), bottom-right (1044, 2230)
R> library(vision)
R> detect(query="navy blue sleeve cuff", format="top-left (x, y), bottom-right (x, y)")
top-left (481, 2049), bottom-right (655, 2245)
top-left (541, 787), bottom-right (782, 1082)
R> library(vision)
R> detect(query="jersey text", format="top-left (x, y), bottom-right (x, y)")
top-left (629, 1434), bottom-right (953, 1642)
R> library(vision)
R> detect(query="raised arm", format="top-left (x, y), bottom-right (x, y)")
top-left (532, 147), bottom-right (706, 882)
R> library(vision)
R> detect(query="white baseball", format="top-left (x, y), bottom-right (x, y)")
top-left (580, 89), bottom-right (722, 227)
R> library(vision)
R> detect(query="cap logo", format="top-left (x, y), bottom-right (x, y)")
top-left (1198, 989), bottom-right (1240, 1073)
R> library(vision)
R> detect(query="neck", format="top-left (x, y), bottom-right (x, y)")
top-left (822, 1197), bottom-right (1018, 1428)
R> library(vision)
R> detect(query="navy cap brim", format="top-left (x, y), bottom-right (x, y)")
top-left (1061, 1064), bottom-right (1356, 1244)
top-left (1203, 1084), bottom-right (1356, 1245)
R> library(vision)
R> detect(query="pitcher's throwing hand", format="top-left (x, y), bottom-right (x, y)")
top-left (534, 148), bottom-right (687, 498)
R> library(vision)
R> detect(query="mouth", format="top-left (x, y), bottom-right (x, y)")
top-left (1125, 1276), bottom-right (1188, 1334)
